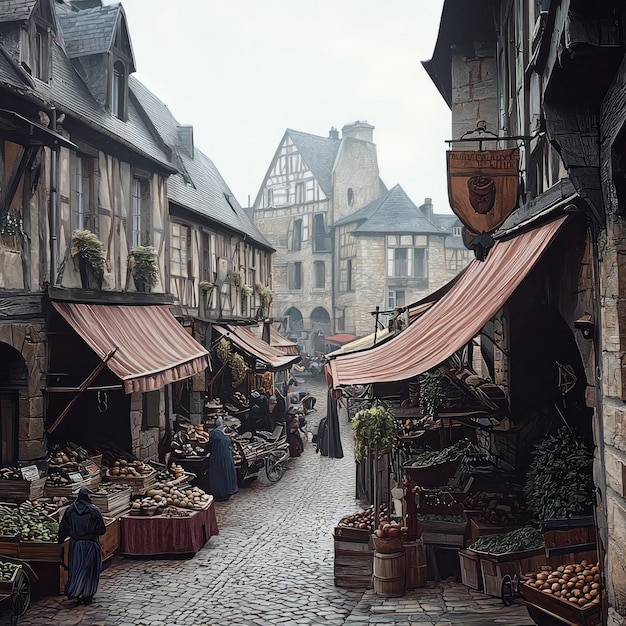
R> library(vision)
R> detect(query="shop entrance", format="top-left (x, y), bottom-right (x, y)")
top-left (0, 342), bottom-right (27, 466)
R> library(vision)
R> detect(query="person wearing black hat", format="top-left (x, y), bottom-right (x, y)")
top-left (57, 487), bottom-right (106, 606)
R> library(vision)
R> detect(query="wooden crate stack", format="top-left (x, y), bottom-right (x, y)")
top-left (333, 526), bottom-right (373, 588)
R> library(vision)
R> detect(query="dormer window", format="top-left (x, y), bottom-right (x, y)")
top-left (453, 226), bottom-right (462, 237)
top-left (34, 26), bottom-right (50, 81)
top-left (111, 59), bottom-right (127, 120)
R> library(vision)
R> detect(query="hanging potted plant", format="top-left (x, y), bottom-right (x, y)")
top-left (70, 229), bottom-right (106, 289)
top-left (352, 402), bottom-right (397, 528)
top-left (418, 369), bottom-right (446, 419)
top-left (129, 245), bottom-right (159, 292)
top-left (254, 283), bottom-right (273, 314)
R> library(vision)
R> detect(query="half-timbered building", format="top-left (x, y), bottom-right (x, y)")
top-left (0, 0), bottom-right (211, 465)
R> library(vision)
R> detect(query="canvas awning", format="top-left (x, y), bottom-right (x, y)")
top-left (329, 329), bottom-right (392, 356)
top-left (214, 324), bottom-right (300, 371)
top-left (269, 326), bottom-right (300, 356)
top-left (328, 216), bottom-right (567, 387)
top-left (52, 302), bottom-right (209, 394)
top-left (325, 334), bottom-right (357, 347)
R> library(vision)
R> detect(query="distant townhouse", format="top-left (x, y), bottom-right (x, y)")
top-left (252, 122), bottom-right (470, 350)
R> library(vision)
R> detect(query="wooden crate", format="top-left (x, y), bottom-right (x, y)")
top-left (546, 550), bottom-right (599, 570)
top-left (90, 486), bottom-right (132, 514)
top-left (44, 473), bottom-right (101, 498)
top-left (0, 536), bottom-right (20, 557)
top-left (403, 458), bottom-right (461, 488)
top-left (334, 525), bottom-right (372, 541)
top-left (101, 517), bottom-right (120, 561)
top-left (520, 581), bottom-right (602, 626)
top-left (19, 538), bottom-right (68, 562)
top-left (475, 548), bottom-right (546, 597)
top-left (467, 516), bottom-right (521, 545)
top-left (0, 477), bottom-right (46, 501)
top-left (334, 533), bottom-right (373, 589)
top-left (459, 549), bottom-right (482, 591)
top-left (0, 561), bottom-right (19, 595)
top-left (106, 469), bottom-right (158, 493)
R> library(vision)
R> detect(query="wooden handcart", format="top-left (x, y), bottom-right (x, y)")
top-left (0, 557), bottom-right (37, 625)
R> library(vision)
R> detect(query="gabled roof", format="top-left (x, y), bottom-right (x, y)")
top-left (129, 76), bottom-right (273, 250)
top-left (7, 39), bottom-right (174, 171)
top-left (334, 184), bottom-right (443, 235)
top-left (0, 0), bottom-right (38, 23)
top-left (286, 129), bottom-right (341, 198)
top-left (57, 2), bottom-right (135, 71)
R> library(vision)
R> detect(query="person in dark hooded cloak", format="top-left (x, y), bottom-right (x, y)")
top-left (57, 487), bottom-right (106, 605)
top-left (206, 416), bottom-right (239, 501)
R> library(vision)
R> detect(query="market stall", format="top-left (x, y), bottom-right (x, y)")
top-left (120, 497), bottom-right (218, 557)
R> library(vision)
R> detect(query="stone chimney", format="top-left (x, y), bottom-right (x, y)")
top-left (328, 127), bottom-right (339, 140)
top-left (341, 121), bottom-right (374, 143)
top-left (177, 125), bottom-right (194, 159)
top-left (420, 197), bottom-right (434, 221)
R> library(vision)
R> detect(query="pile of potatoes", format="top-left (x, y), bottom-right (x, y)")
top-left (524, 560), bottom-right (601, 608)
top-left (132, 481), bottom-right (211, 511)
top-left (108, 459), bottom-right (153, 477)
top-left (338, 504), bottom-right (390, 531)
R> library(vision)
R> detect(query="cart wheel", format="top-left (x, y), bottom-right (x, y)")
top-left (265, 458), bottom-right (285, 483)
top-left (501, 574), bottom-right (515, 606)
top-left (11, 568), bottom-right (31, 617)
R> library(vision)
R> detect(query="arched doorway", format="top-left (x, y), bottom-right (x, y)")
top-left (310, 307), bottom-right (331, 353)
top-left (0, 343), bottom-right (27, 466)
top-left (285, 307), bottom-right (304, 334)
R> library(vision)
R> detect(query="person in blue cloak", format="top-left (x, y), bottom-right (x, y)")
top-left (207, 416), bottom-right (238, 501)
top-left (57, 487), bottom-right (106, 606)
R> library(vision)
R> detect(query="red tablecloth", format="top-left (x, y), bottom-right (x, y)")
top-left (120, 497), bottom-right (218, 556)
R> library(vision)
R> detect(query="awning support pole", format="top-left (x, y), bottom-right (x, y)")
top-left (46, 348), bottom-right (118, 434)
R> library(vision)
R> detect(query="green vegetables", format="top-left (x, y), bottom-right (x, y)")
top-left (419, 513), bottom-right (466, 523)
top-left (524, 427), bottom-right (594, 521)
top-left (0, 561), bottom-right (19, 582)
top-left (408, 439), bottom-right (472, 468)
top-left (0, 502), bottom-right (59, 541)
top-left (469, 526), bottom-right (544, 555)
top-left (352, 404), bottom-right (397, 461)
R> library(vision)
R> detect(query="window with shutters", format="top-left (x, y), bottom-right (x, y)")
top-left (170, 223), bottom-right (190, 278)
top-left (292, 219), bottom-right (302, 251)
top-left (72, 155), bottom-right (98, 233)
top-left (130, 178), bottom-right (150, 248)
top-left (288, 262), bottom-right (302, 290)
top-left (313, 261), bottom-right (325, 289)
top-left (386, 235), bottom-right (427, 278)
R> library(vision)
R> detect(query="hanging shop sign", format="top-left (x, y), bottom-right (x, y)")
top-left (447, 148), bottom-right (519, 236)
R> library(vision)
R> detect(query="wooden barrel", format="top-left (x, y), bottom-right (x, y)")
top-left (373, 551), bottom-right (406, 597)
top-left (404, 540), bottom-right (427, 589)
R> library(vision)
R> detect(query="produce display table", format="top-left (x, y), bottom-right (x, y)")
top-left (120, 497), bottom-right (218, 557)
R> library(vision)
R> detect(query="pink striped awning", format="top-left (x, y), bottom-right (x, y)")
top-left (52, 302), bottom-right (209, 394)
top-left (214, 324), bottom-right (300, 371)
top-left (328, 216), bottom-right (567, 387)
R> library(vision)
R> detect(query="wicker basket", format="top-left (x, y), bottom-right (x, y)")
top-left (372, 534), bottom-right (405, 554)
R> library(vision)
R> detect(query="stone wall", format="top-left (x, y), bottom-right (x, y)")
top-left (0, 320), bottom-right (47, 461)
top-left (129, 389), bottom-right (166, 462)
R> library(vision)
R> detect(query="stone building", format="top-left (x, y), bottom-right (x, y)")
top-left (334, 186), bottom-right (470, 336)
top-left (252, 122), bottom-right (470, 351)
top-left (422, 0), bottom-right (626, 622)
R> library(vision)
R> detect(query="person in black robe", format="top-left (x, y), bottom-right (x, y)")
top-left (207, 417), bottom-right (238, 501)
top-left (57, 487), bottom-right (106, 605)
top-left (316, 391), bottom-right (344, 458)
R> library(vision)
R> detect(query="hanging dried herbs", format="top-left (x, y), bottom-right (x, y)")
top-left (523, 426), bottom-right (594, 521)
top-left (418, 370), bottom-right (445, 418)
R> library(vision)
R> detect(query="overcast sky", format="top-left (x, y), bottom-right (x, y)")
top-left (114, 0), bottom-right (450, 212)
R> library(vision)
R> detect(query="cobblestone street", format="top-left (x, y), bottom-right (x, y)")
top-left (15, 375), bottom-right (534, 626)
